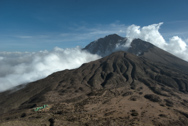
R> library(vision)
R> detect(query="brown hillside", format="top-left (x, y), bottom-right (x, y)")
top-left (0, 52), bottom-right (188, 126)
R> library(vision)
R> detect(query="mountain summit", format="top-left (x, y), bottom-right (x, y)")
top-left (84, 34), bottom-right (127, 57)
top-left (84, 34), bottom-right (188, 73)
top-left (83, 34), bottom-right (154, 57)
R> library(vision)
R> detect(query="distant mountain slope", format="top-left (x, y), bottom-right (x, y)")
top-left (1, 52), bottom-right (188, 126)
top-left (83, 34), bottom-right (127, 57)
top-left (83, 34), bottom-right (154, 57)
top-left (84, 34), bottom-right (188, 73)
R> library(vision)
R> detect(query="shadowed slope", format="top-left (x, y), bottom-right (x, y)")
top-left (130, 39), bottom-right (188, 73)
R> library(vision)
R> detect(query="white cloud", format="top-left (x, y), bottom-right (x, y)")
top-left (126, 23), bottom-right (188, 61)
top-left (168, 36), bottom-right (186, 52)
top-left (0, 47), bottom-right (100, 92)
top-left (166, 36), bottom-right (188, 60)
top-left (126, 22), bottom-right (167, 48)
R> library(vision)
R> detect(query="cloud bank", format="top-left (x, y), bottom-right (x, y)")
top-left (0, 47), bottom-right (100, 92)
top-left (126, 22), bottom-right (188, 61)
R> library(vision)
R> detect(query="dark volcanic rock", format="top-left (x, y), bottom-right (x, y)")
top-left (83, 34), bottom-right (127, 57)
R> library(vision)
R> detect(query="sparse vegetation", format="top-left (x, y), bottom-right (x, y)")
top-left (129, 95), bottom-right (139, 101)
top-left (144, 94), bottom-right (162, 102)
top-left (159, 114), bottom-right (167, 118)
top-left (20, 113), bottom-right (26, 118)
top-left (122, 91), bottom-right (133, 97)
top-left (131, 110), bottom-right (138, 116)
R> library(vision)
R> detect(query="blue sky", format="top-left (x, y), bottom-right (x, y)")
top-left (0, 0), bottom-right (188, 52)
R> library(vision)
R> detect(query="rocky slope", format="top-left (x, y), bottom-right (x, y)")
top-left (83, 34), bottom-right (127, 57)
top-left (0, 52), bottom-right (188, 126)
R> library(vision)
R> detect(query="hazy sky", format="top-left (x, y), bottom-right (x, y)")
top-left (0, 0), bottom-right (188, 51)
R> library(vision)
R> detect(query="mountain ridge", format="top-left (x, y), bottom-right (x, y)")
top-left (84, 34), bottom-right (188, 73)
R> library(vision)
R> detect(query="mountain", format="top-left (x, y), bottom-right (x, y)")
top-left (84, 34), bottom-right (156, 56)
top-left (83, 34), bottom-right (128, 57)
top-left (0, 51), bottom-right (188, 126)
top-left (84, 34), bottom-right (188, 73)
